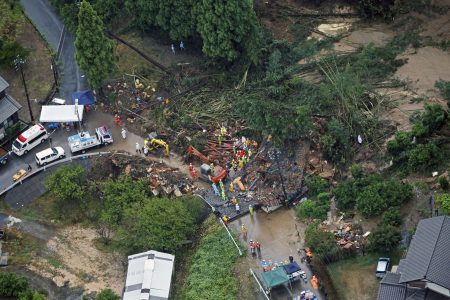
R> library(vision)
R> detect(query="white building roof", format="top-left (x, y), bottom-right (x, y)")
top-left (123, 250), bottom-right (175, 300)
top-left (39, 105), bottom-right (84, 123)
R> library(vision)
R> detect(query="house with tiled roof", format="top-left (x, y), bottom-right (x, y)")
top-left (0, 76), bottom-right (22, 141)
top-left (377, 216), bottom-right (450, 300)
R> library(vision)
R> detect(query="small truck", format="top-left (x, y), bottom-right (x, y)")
top-left (0, 147), bottom-right (10, 166)
top-left (68, 126), bottom-right (113, 153)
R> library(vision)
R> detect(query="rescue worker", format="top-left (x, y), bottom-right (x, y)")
top-left (171, 44), bottom-right (176, 54)
top-left (241, 224), bottom-right (247, 239)
top-left (121, 128), bottom-right (127, 139)
top-left (249, 204), bottom-right (254, 216)
top-left (143, 146), bottom-right (148, 156)
top-left (229, 182), bottom-right (235, 192)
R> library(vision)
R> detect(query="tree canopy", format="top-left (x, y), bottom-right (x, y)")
top-left (118, 197), bottom-right (195, 254)
top-left (45, 165), bottom-right (87, 204)
top-left (75, 0), bottom-right (115, 90)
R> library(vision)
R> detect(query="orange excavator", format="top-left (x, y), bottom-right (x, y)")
top-left (186, 145), bottom-right (226, 183)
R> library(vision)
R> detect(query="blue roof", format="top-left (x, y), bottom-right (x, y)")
top-left (283, 262), bottom-right (301, 274)
top-left (71, 90), bottom-right (96, 105)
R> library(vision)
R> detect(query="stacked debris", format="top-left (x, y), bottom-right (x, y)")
top-left (92, 154), bottom-right (196, 197)
top-left (321, 216), bottom-right (367, 252)
top-left (243, 140), bottom-right (310, 212)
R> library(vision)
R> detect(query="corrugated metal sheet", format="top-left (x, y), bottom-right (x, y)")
top-left (399, 217), bottom-right (446, 284)
top-left (0, 95), bottom-right (22, 123)
top-left (426, 217), bottom-right (450, 289)
top-left (0, 76), bottom-right (9, 92)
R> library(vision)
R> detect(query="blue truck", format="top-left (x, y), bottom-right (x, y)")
top-left (0, 147), bottom-right (11, 166)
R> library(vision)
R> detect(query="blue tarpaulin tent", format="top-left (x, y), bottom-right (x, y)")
top-left (71, 90), bottom-right (96, 105)
top-left (283, 262), bottom-right (301, 274)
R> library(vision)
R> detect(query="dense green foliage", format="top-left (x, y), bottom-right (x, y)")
top-left (124, 0), bottom-right (195, 40)
top-left (0, 272), bottom-right (46, 299)
top-left (182, 221), bottom-right (241, 300)
top-left (95, 289), bottom-right (120, 300)
top-left (297, 192), bottom-right (330, 221)
top-left (305, 175), bottom-right (329, 198)
top-left (436, 193), bottom-right (450, 215)
top-left (305, 222), bottom-right (338, 255)
top-left (193, 0), bottom-right (262, 63)
top-left (387, 104), bottom-right (447, 172)
top-left (75, 1), bottom-right (115, 90)
top-left (367, 223), bottom-right (401, 253)
top-left (381, 207), bottom-right (402, 227)
top-left (44, 167), bottom-right (205, 255)
top-left (0, 38), bottom-right (29, 67)
top-left (45, 165), bottom-right (88, 205)
top-left (333, 173), bottom-right (412, 216)
top-left (118, 197), bottom-right (195, 254)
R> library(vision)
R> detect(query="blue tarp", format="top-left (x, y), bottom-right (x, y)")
top-left (283, 262), bottom-right (301, 274)
top-left (71, 90), bottom-right (96, 105)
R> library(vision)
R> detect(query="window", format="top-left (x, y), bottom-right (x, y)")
top-left (28, 131), bottom-right (46, 145)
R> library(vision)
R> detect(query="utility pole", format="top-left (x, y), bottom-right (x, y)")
top-left (14, 56), bottom-right (34, 122)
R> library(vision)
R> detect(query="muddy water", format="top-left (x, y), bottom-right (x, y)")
top-left (230, 208), bottom-right (326, 300)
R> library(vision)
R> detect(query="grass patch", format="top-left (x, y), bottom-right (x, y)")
top-left (326, 254), bottom-right (380, 300)
top-left (179, 216), bottom-right (244, 300)
top-left (46, 256), bottom-right (63, 269)
top-left (3, 229), bottom-right (42, 266)
top-left (15, 192), bottom-right (60, 224)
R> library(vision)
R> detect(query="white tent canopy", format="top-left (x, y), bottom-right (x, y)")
top-left (39, 105), bottom-right (84, 123)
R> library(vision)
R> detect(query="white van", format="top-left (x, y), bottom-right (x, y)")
top-left (35, 147), bottom-right (65, 166)
top-left (12, 124), bottom-right (49, 156)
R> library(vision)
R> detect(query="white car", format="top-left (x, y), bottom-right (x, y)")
top-left (35, 147), bottom-right (65, 166)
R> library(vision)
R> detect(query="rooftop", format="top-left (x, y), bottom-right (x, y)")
top-left (123, 250), bottom-right (175, 300)
top-left (0, 76), bottom-right (9, 92)
top-left (0, 94), bottom-right (22, 123)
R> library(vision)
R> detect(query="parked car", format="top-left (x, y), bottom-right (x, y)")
top-left (376, 257), bottom-right (390, 278)
top-left (35, 147), bottom-right (65, 166)
top-left (12, 169), bottom-right (28, 182)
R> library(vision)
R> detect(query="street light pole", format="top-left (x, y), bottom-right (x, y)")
top-left (14, 56), bottom-right (34, 122)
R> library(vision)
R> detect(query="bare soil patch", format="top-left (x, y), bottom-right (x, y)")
top-left (28, 226), bottom-right (125, 295)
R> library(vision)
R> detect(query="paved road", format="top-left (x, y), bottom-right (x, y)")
top-left (20, 0), bottom-right (88, 100)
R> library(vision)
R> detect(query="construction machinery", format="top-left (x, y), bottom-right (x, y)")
top-left (186, 145), bottom-right (227, 183)
top-left (144, 132), bottom-right (169, 157)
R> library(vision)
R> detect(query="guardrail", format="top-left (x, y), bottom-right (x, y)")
top-left (0, 151), bottom-right (111, 197)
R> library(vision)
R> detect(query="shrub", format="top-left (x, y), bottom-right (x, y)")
top-left (305, 223), bottom-right (338, 255)
top-left (356, 185), bottom-right (387, 217)
top-left (118, 197), bottom-right (195, 254)
top-left (412, 103), bottom-right (447, 138)
top-left (96, 289), bottom-right (120, 300)
top-left (0, 38), bottom-right (29, 68)
top-left (367, 223), bottom-right (401, 253)
top-left (45, 165), bottom-right (87, 204)
top-left (407, 142), bottom-right (442, 171)
top-left (436, 193), bottom-right (450, 215)
top-left (439, 176), bottom-right (449, 191)
top-left (305, 175), bottom-right (328, 197)
top-left (0, 272), bottom-right (28, 297)
top-left (381, 207), bottom-right (402, 227)
top-left (297, 199), bottom-right (329, 221)
top-left (334, 180), bottom-right (358, 210)
top-left (387, 131), bottom-right (412, 157)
